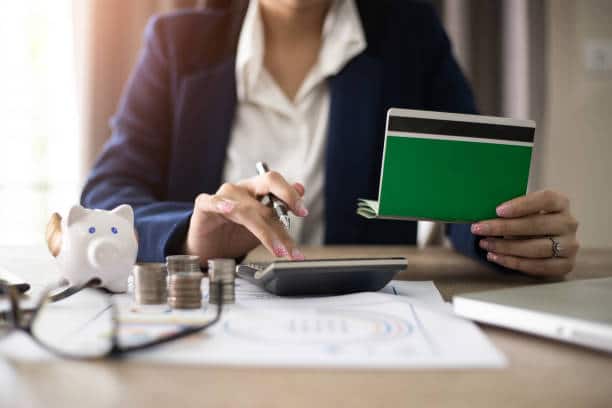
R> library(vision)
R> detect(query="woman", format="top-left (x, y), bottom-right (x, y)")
top-left (82, 0), bottom-right (579, 276)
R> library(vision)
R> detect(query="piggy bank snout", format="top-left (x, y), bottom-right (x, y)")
top-left (87, 239), bottom-right (122, 269)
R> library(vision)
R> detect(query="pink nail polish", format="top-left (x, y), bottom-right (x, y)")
top-left (295, 199), bottom-right (309, 217)
top-left (472, 224), bottom-right (489, 235)
top-left (273, 242), bottom-right (288, 257)
top-left (290, 248), bottom-right (305, 261)
top-left (496, 204), bottom-right (511, 217)
top-left (217, 200), bottom-right (234, 213)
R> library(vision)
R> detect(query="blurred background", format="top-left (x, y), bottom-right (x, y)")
top-left (0, 0), bottom-right (610, 248)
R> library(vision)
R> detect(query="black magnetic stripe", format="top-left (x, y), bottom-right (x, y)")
top-left (388, 116), bottom-right (534, 143)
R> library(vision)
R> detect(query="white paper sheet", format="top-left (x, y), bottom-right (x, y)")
top-left (0, 278), bottom-right (506, 368)
top-left (116, 279), bottom-right (505, 368)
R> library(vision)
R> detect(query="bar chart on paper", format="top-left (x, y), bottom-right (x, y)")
top-left (219, 302), bottom-right (432, 359)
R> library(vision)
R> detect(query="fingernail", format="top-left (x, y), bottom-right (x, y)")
top-left (290, 248), bottom-right (305, 261)
top-left (487, 252), bottom-right (498, 262)
top-left (479, 239), bottom-right (489, 250)
top-left (295, 199), bottom-right (309, 217)
top-left (485, 239), bottom-right (496, 250)
top-left (272, 241), bottom-right (288, 258)
top-left (496, 204), bottom-right (511, 217)
top-left (216, 199), bottom-right (235, 213)
top-left (471, 224), bottom-right (489, 235)
top-left (293, 182), bottom-right (305, 195)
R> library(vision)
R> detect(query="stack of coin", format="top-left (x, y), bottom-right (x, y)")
top-left (208, 259), bottom-right (236, 305)
top-left (166, 255), bottom-right (201, 275)
top-left (132, 263), bottom-right (167, 305)
top-left (167, 272), bottom-right (203, 309)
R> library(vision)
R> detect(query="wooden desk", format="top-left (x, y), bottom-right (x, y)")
top-left (1, 246), bottom-right (611, 408)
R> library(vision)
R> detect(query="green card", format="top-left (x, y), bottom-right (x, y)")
top-left (358, 108), bottom-right (535, 223)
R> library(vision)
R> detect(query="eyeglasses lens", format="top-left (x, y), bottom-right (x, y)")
top-left (31, 288), bottom-right (114, 357)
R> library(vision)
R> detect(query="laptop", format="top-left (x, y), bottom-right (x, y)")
top-left (453, 278), bottom-right (612, 353)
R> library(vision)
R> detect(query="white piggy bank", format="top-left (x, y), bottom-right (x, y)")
top-left (46, 204), bottom-right (138, 292)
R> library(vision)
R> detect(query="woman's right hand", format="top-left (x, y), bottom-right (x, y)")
top-left (184, 171), bottom-right (309, 263)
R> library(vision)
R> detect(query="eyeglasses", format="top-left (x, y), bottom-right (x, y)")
top-left (0, 277), bottom-right (223, 359)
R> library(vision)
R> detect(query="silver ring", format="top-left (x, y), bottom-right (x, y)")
top-left (549, 236), bottom-right (562, 258)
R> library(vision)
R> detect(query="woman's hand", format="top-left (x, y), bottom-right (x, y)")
top-left (471, 190), bottom-right (579, 277)
top-left (184, 171), bottom-right (309, 262)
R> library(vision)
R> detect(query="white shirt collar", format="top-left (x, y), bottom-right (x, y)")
top-left (235, 0), bottom-right (367, 105)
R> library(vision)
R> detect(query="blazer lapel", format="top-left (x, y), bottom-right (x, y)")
top-left (169, 59), bottom-right (237, 201)
top-left (325, 52), bottom-right (384, 243)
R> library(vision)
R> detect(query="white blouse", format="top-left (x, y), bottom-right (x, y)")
top-left (221, 0), bottom-right (366, 245)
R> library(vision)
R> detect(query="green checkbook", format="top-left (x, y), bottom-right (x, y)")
top-left (358, 108), bottom-right (535, 223)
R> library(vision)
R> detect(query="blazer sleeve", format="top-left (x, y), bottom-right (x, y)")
top-left (81, 16), bottom-right (192, 263)
top-left (421, 6), bottom-right (496, 269)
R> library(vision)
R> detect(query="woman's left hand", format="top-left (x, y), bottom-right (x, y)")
top-left (471, 190), bottom-right (579, 277)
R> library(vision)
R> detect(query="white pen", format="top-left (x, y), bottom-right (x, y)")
top-left (255, 161), bottom-right (290, 230)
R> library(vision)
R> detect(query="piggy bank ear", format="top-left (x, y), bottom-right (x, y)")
top-left (67, 205), bottom-right (88, 226)
top-left (46, 212), bottom-right (63, 257)
top-left (111, 204), bottom-right (134, 225)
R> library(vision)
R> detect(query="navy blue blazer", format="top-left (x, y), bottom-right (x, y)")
top-left (81, 0), bottom-right (487, 266)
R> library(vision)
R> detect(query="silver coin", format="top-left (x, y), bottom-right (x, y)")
top-left (208, 283), bottom-right (235, 290)
top-left (167, 294), bottom-right (201, 299)
top-left (209, 298), bottom-right (235, 302)
top-left (134, 282), bottom-right (166, 289)
top-left (166, 268), bottom-right (205, 310)
top-left (208, 278), bottom-right (236, 304)
top-left (167, 299), bottom-right (202, 305)
top-left (168, 284), bottom-right (201, 289)
top-left (168, 286), bottom-right (201, 292)
top-left (167, 298), bottom-right (202, 302)
top-left (209, 293), bottom-right (236, 298)
top-left (168, 272), bottom-right (202, 278)
top-left (166, 255), bottom-right (201, 275)
top-left (168, 285), bottom-right (200, 289)
top-left (208, 289), bottom-right (236, 296)
top-left (133, 280), bottom-right (166, 286)
top-left (209, 290), bottom-right (236, 295)
top-left (168, 274), bottom-right (203, 282)
top-left (208, 259), bottom-right (236, 283)
top-left (133, 263), bottom-right (168, 305)
top-left (168, 304), bottom-right (201, 310)
top-left (168, 288), bottom-right (201, 293)
top-left (167, 286), bottom-right (201, 292)
top-left (168, 295), bottom-right (201, 300)
top-left (208, 293), bottom-right (235, 298)
top-left (168, 281), bottom-right (202, 289)
top-left (168, 283), bottom-right (200, 288)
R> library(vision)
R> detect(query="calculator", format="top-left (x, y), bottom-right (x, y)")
top-left (236, 257), bottom-right (407, 296)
